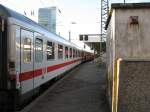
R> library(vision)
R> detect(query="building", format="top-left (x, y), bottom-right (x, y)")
top-left (106, 3), bottom-right (150, 112)
top-left (38, 7), bottom-right (56, 33)
top-left (38, 6), bottom-right (66, 35)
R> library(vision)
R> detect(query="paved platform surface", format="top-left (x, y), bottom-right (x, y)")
top-left (27, 61), bottom-right (110, 112)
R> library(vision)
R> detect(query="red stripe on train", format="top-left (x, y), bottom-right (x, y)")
top-left (19, 59), bottom-right (81, 82)
top-left (47, 59), bottom-right (80, 72)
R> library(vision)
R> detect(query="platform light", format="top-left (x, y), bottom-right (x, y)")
top-left (84, 35), bottom-right (88, 41)
top-left (79, 35), bottom-right (83, 41)
top-left (79, 35), bottom-right (88, 41)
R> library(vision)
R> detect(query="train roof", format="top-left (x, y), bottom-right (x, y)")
top-left (0, 4), bottom-right (82, 49)
top-left (0, 4), bottom-right (41, 28)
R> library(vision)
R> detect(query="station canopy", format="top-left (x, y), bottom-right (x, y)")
top-left (79, 34), bottom-right (106, 55)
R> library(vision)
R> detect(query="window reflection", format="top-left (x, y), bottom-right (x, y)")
top-left (58, 44), bottom-right (63, 59)
top-left (35, 38), bottom-right (43, 62)
top-left (24, 38), bottom-right (31, 63)
top-left (47, 41), bottom-right (55, 60)
top-left (65, 47), bottom-right (68, 59)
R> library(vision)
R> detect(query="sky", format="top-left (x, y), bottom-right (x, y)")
top-left (0, 0), bottom-right (101, 50)
top-left (0, 0), bottom-right (150, 49)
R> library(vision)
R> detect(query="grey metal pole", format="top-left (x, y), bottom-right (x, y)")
top-left (69, 30), bottom-right (71, 41)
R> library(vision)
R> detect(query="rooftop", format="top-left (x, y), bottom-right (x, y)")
top-left (105, 2), bottom-right (150, 30)
top-left (111, 2), bottom-right (150, 9)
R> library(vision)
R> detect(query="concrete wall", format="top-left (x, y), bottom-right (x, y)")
top-left (106, 10), bottom-right (116, 108)
top-left (115, 9), bottom-right (150, 59)
top-left (118, 60), bottom-right (150, 112)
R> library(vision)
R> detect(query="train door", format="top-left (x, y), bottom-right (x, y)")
top-left (20, 29), bottom-right (34, 94)
top-left (34, 33), bottom-right (45, 88)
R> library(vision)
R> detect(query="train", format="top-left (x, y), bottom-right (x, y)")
top-left (0, 4), bottom-right (94, 111)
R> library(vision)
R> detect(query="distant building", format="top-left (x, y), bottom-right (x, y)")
top-left (38, 7), bottom-right (67, 36)
top-left (38, 7), bottom-right (56, 33)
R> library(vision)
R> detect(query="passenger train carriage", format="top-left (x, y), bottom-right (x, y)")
top-left (0, 5), bottom-right (93, 111)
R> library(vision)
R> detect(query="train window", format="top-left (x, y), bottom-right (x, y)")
top-left (76, 50), bottom-right (78, 57)
top-left (58, 44), bottom-right (63, 59)
top-left (47, 41), bottom-right (55, 60)
top-left (70, 48), bottom-right (72, 58)
top-left (73, 49), bottom-right (76, 58)
top-left (79, 51), bottom-right (81, 57)
top-left (79, 51), bottom-right (80, 57)
top-left (65, 46), bottom-right (68, 59)
top-left (75, 50), bottom-right (77, 57)
top-left (35, 38), bottom-right (43, 62)
top-left (75, 49), bottom-right (77, 57)
top-left (23, 38), bottom-right (31, 63)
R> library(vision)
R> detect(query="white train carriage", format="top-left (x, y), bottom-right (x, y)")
top-left (0, 4), bottom-right (87, 111)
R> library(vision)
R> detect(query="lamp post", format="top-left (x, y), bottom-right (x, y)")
top-left (69, 30), bottom-right (71, 41)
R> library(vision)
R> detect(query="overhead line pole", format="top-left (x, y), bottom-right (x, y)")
top-left (100, 0), bottom-right (109, 54)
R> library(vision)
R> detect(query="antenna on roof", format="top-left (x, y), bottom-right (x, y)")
top-left (24, 11), bottom-right (26, 15)
top-left (31, 10), bottom-right (34, 16)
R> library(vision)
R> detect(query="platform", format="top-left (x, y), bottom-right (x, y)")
top-left (22, 61), bottom-right (109, 112)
